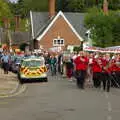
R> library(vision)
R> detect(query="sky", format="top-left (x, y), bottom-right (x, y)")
top-left (9, 0), bottom-right (18, 3)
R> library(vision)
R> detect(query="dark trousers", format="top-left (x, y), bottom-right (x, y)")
top-left (58, 63), bottom-right (61, 73)
top-left (101, 72), bottom-right (110, 92)
top-left (75, 70), bottom-right (86, 89)
top-left (93, 72), bottom-right (101, 88)
top-left (50, 64), bottom-right (56, 76)
top-left (3, 62), bottom-right (9, 74)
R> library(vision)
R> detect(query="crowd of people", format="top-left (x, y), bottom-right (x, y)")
top-left (57, 51), bottom-right (120, 92)
top-left (0, 50), bottom-right (120, 92)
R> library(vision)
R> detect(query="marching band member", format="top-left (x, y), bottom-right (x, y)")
top-left (110, 54), bottom-right (120, 88)
top-left (74, 51), bottom-right (89, 89)
top-left (92, 54), bottom-right (103, 88)
top-left (86, 53), bottom-right (94, 87)
top-left (101, 54), bottom-right (111, 92)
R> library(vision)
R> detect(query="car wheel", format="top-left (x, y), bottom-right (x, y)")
top-left (19, 78), bottom-right (24, 84)
top-left (44, 78), bottom-right (48, 82)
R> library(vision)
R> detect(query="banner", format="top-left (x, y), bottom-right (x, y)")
top-left (84, 46), bottom-right (120, 53)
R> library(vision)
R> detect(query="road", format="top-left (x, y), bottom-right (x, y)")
top-left (0, 74), bottom-right (120, 120)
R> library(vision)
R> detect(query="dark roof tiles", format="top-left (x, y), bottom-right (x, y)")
top-left (31, 12), bottom-right (49, 39)
top-left (31, 11), bottom-right (87, 40)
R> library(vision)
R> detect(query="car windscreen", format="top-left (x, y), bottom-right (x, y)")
top-left (21, 60), bottom-right (44, 67)
top-left (15, 57), bottom-right (23, 63)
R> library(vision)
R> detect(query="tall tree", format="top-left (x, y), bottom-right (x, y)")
top-left (56, 0), bottom-right (69, 12)
top-left (0, 0), bottom-right (12, 18)
top-left (8, 0), bottom-right (48, 18)
top-left (0, 0), bottom-right (13, 27)
top-left (67, 0), bottom-right (85, 12)
top-left (84, 7), bottom-right (120, 47)
top-left (112, 14), bottom-right (120, 45)
top-left (109, 0), bottom-right (120, 10)
top-left (24, 0), bottom-right (48, 12)
top-left (85, 0), bottom-right (97, 8)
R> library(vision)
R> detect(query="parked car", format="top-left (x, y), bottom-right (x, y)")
top-left (18, 56), bottom-right (48, 83)
top-left (9, 55), bottom-right (16, 71)
top-left (11, 56), bottom-right (23, 73)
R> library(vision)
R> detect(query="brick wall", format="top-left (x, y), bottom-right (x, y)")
top-left (38, 15), bottom-right (81, 50)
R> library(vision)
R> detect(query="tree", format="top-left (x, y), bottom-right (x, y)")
top-left (67, 0), bottom-right (86, 12)
top-left (112, 13), bottom-right (120, 45)
top-left (15, 0), bottom-right (26, 17)
top-left (8, 0), bottom-right (28, 18)
top-left (0, 0), bottom-right (12, 23)
top-left (84, 0), bottom-right (120, 10)
top-left (109, 0), bottom-right (120, 10)
top-left (56, 0), bottom-right (69, 12)
top-left (85, 0), bottom-right (97, 8)
top-left (24, 0), bottom-right (48, 12)
top-left (8, 0), bottom-right (48, 18)
top-left (84, 7), bottom-right (120, 47)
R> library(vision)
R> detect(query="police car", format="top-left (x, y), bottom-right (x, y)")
top-left (18, 56), bottom-right (48, 83)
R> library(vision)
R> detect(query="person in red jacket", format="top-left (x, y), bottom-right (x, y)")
top-left (74, 51), bottom-right (89, 89)
top-left (101, 54), bottom-right (111, 92)
top-left (92, 54), bottom-right (103, 88)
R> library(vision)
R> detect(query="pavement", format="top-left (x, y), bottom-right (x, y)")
top-left (0, 68), bottom-right (21, 97)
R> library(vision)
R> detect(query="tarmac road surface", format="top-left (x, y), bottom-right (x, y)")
top-left (0, 74), bottom-right (120, 120)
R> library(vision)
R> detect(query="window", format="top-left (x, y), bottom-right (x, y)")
top-left (54, 39), bottom-right (57, 45)
top-left (53, 39), bottom-right (64, 46)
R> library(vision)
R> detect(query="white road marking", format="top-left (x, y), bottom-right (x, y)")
top-left (105, 92), bottom-right (109, 99)
top-left (0, 85), bottom-right (26, 98)
top-left (9, 85), bottom-right (27, 97)
top-left (108, 102), bottom-right (112, 112)
top-left (104, 92), bottom-right (112, 120)
top-left (107, 116), bottom-right (112, 120)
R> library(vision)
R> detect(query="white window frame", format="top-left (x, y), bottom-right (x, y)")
top-left (53, 38), bottom-right (64, 46)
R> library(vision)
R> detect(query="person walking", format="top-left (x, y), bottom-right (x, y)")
top-left (92, 55), bottom-right (103, 88)
top-left (1, 51), bottom-right (10, 74)
top-left (74, 51), bottom-right (89, 89)
top-left (49, 55), bottom-right (57, 76)
top-left (85, 53), bottom-right (94, 87)
top-left (101, 54), bottom-right (111, 92)
top-left (110, 55), bottom-right (120, 88)
top-left (66, 57), bottom-right (74, 81)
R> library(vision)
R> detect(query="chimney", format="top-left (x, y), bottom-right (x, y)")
top-left (49, 0), bottom-right (56, 18)
top-left (103, 0), bottom-right (108, 15)
top-left (15, 15), bottom-right (21, 31)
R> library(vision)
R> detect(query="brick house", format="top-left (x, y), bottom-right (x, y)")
top-left (30, 0), bottom-right (87, 51)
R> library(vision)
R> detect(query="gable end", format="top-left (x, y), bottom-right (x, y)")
top-left (36, 11), bottom-right (84, 41)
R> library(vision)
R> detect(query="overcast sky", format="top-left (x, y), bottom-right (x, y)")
top-left (9, 0), bottom-right (18, 3)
